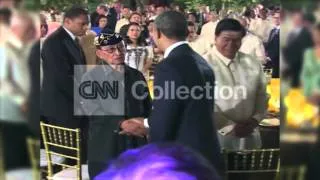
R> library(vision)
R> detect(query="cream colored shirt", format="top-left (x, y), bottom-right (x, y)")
top-left (203, 46), bottom-right (267, 149)
top-left (0, 33), bottom-right (32, 122)
top-left (189, 37), bottom-right (214, 56)
top-left (115, 18), bottom-right (129, 33)
top-left (239, 32), bottom-right (266, 64)
top-left (200, 20), bottom-right (218, 44)
top-left (203, 46), bottom-right (267, 129)
top-left (249, 18), bottom-right (273, 43)
top-left (0, 23), bottom-right (10, 46)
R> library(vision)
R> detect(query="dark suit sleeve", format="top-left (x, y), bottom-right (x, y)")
top-left (149, 63), bottom-right (183, 141)
top-left (27, 41), bottom-right (40, 136)
top-left (135, 71), bottom-right (152, 118)
top-left (41, 40), bottom-right (74, 100)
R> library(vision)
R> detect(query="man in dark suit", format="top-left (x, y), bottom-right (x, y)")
top-left (40, 6), bottom-right (89, 162)
top-left (265, 10), bottom-right (280, 78)
top-left (143, 11), bottom-right (223, 173)
top-left (106, 7), bottom-right (118, 32)
top-left (283, 10), bottom-right (314, 87)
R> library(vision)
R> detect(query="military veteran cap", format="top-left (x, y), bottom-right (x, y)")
top-left (94, 32), bottom-right (123, 47)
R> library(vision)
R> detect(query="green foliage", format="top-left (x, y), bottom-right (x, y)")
top-left (23, 0), bottom-right (41, 10)
top-left (40, 0), bottom-right (280, 12)
top-left (174, 0), bottom-right (272, 12)
top-left (40, 0), bottom-right (113, 11)
top-left (41, 0), bottom-right (84, 10)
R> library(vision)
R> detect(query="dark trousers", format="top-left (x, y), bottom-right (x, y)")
top-left (88, 161), bottom-right (109, 180)
top-left (41, 116), bottom-right (88, 164)
top-left (0, 121), bottom-right (32, 170)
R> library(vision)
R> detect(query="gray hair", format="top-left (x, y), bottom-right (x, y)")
top-left (154, 11), bottom-right (188, 41)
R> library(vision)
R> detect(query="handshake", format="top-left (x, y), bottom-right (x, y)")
top-left (119, 118), bottom-right (148, 137)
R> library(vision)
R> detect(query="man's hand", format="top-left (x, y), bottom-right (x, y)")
top-left (234, 119), bottom-right (259, 138)
top-left (119, 118), bottom-right (147, 137)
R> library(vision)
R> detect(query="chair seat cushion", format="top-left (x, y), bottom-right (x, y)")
top-left (52, 164), bottom-right (89, 180)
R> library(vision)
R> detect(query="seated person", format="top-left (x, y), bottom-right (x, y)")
top-left (95, 143), bottom-right (221, 180)
top-left (186, 21), bottom-right (199, 43)
top-left (91, 15), bottom-right (110, 35)
top-left (123, 22), bottom-right (153, 74)
top-left (301, 23), bottom-right (320, 180)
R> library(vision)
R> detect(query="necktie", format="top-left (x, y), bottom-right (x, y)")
top-left (74, 37), bottom-right (83, 51)
top-left (269, 28), bottom-right (278, 43)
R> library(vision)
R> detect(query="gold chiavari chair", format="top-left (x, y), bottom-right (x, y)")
top-left (279, 165), bottom-right (307, 180)
top-left (40, 122), bottom-right (89, 180)
top-left (26, 137), bottom-right (40, 180)
top-left (223, 148), bottom-right (280, 180)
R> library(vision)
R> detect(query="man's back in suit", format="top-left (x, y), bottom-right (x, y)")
top-left (149, 44), bottom-right (222, 170)
top-left (146, 11), bottom-right (222, 174)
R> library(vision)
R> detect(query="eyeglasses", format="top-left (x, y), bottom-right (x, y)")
top-left (100, 44), bottom-right (126, 53)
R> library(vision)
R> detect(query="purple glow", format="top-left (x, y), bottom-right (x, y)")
top-left (94, 143), bottom-right (220, 180)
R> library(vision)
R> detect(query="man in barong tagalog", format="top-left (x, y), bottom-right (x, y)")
top-left (78, 32), bottom-right (151, 179)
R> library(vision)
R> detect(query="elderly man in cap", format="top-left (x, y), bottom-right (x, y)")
top-left (79, 32), bottom-right (152, 179)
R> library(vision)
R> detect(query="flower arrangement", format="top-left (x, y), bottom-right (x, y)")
top-left (267, 79), bottom-right (280, 113)
top-left (284, 88), bottom-right (319, 129)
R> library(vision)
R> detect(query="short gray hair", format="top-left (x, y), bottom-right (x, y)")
top-left (154, 11), bottom-right (188, 41)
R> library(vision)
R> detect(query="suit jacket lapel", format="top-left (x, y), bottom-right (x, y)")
top-left (59, 27), bottom-right (85, 65)
top-left (63, 39), bottom-right (79, 63)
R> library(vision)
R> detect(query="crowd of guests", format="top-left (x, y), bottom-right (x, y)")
top-left (40, 3), bottom-right (281, 79)
top-left (37, 2), bottom-right (284, 179)
top-left (6, 0), bottom-right (320, 180)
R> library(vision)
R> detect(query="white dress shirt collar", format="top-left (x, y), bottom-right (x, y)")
top-left (63, 26), bottom-right (76, 41)
top-left (212, 46), bottom-right (238, 66)
top-left (164, 41), bottom-right (188, 58)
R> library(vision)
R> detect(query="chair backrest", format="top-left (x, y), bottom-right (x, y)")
top-left (40, 122), bottom-right (82, 180)
top-left (279, 165), bottom-right (307, 180)
top-left (223, 148), bottom-right (280, 178)
top-left (26, 137), bottom-right (40, 180)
